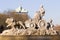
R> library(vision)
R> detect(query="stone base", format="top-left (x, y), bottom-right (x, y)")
top-left (0, 35), bottom-right (60, 40)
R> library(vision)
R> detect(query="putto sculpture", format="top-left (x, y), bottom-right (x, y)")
top-left (0, 5), bottom-right (58, 35)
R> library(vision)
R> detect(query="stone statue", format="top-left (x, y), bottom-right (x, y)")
top-left (39, 4), bottom-right (45, 17)
top-left (0, 18), bottom-right (17, 35)
top-left (45, 19), bottom-right (57, 35)
top-left (33, 5), bottom-right (45, 19)
top-left (0, 5), bottom-right (58, 35)
top-left (33, 5), bottom-right (45, 25)
top-left (5, 18), bottom-right (15, 28)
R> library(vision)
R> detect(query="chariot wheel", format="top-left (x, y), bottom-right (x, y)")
top-left (30, 22), bottom-right (36, 28)
top-left (38, 19), bottom-right (47, 28)
top-left (25, 21), bottom-right (36, 28)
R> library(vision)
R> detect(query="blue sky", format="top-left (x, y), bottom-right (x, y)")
top-left (0, 0), bottom-right (60, 25)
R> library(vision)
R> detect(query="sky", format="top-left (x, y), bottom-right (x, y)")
top-left (0, 0), bottom-right (60, 25)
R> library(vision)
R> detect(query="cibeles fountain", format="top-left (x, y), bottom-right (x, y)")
top-left (0, 5), bottom-right (58, 35)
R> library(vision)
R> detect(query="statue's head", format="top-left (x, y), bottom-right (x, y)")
top-left (5, 18), bottom-right (14, 24)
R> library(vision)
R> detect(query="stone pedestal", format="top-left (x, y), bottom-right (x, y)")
top-left (0, 35), bottom-right (60, 40)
